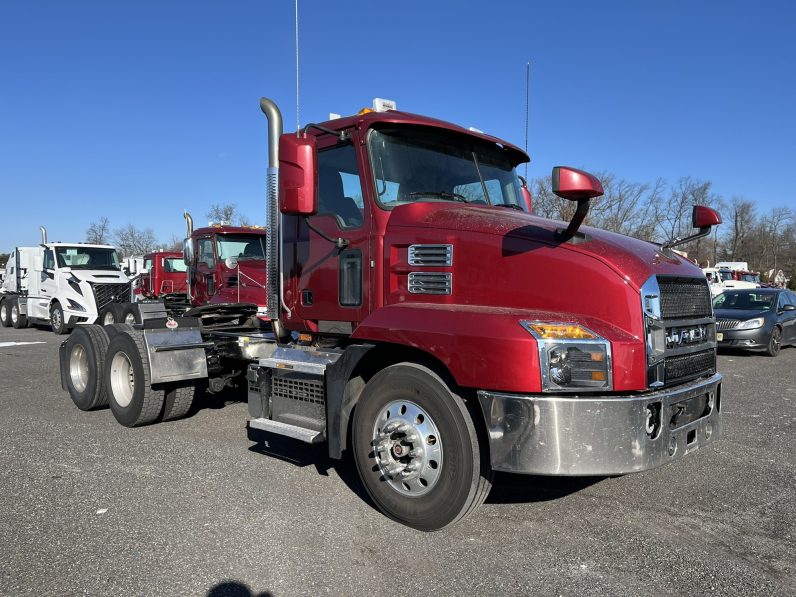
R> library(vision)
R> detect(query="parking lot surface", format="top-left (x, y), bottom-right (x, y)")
top-left (1, 323), bottom-right (795, 596)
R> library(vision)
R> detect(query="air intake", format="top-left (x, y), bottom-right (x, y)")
top-left (408, 272), bottom-right (452, 295)
top-left (408, 244), bottom-right (453, 267)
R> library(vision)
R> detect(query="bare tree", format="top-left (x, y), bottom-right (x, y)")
top-left (86, 216), bottom-right (111, 244)
top-left (113, 224), bottom-right (158, 257)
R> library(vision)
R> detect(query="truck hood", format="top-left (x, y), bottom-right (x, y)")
top-left (387, 202), bottom-right (699, 292)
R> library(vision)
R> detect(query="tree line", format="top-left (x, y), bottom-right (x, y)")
top-left (84, 204), bottom-right (251, 258)
top-left (531, 173), bottom-right (795, 286)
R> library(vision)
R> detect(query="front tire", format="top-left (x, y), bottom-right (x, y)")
top-left (766, 326), bottom-right (782, 357)
top-left (105, 329), bottom-right (165, 427)
top-left (352, 363), bottom-right (492, 531)
top-left (50, 303), bottom-right (67, 334)
top-left (99, 305), bottom-right (118, 326)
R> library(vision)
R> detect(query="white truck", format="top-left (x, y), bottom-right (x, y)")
top-left (0, 228), bottom-right (131, 333)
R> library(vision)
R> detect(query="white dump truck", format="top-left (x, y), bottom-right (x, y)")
top-left (0, 227), bottom-right (131, 333)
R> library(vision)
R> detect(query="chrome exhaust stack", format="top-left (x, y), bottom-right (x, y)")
top-left (40, 226), bottom-right (47, 245)
top-left (259, 97), bottom-right (283, 322)
top-left (184, 211), bottom-right (194, 236)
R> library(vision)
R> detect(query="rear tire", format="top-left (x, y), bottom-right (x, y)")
top-left (99, 304), bottom-right (119, 326)
top-left (162, 383), bottom-right (196, 421)
top-left (0, 299), bottom-right (11, 327)
top-left (766, 326), bottom-right (782, 357)
top-left (104, 323), bottom-right (134, 339)
top-left (63, 325), bottom-right (110, 410)
top-left (11, 299), bottom-right (27, 329)
top-left (50, 302), bottom-right (67, 334)
top-left (120, 304), bottom-right (141, 325)
top-left (105, 329), bottom-right (165, 427)
top-left (351, 363), bottom-right (492, 531)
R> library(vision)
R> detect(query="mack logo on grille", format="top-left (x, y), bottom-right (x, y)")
top-left (666, 325), bottom-right (707, 348)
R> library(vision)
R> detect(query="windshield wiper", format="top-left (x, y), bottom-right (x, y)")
top-left (493, 203), bottom-right (524, 211)
top-left (409, 191), bottom-right (468, 202)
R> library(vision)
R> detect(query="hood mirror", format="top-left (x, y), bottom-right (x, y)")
top-left (551, 166), bottom-right (604, 237)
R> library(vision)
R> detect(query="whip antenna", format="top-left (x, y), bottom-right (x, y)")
top-left (524, 61), bottom-right (530, 180)
top-left (295, 0), bottom-right (300, 134)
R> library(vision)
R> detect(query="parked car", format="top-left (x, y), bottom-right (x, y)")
top-left (714, 288), bottom-right (796, 356)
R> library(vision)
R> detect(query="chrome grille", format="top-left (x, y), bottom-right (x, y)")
top-left (408, 272), bottom-right (452, 295)
top-left (716, 319), bottom-right (740, 330)
top-left (91, 283), bottom-right (131, 309)
top-left (657, 276), bottom-right (713, 320)
top-left (664, 349), bottom-right (716, 385)
top-left (644, 275), bottom-right (716, 388)
top-left (408, 244), bottom-right (453, 266)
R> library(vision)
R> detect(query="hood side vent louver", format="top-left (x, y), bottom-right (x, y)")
top-left (408, 272), bottom-right (452, 295)
top-left (408, 244), bottom-right (453, 267)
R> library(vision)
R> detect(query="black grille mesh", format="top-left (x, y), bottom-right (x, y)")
top-left (272, 376), bottom-right (324, 405)
top-left (92, 283), bottom-right (131, 309)
top-left (658, 276), bottom-right (712, 320)
top-left (665, 349), bottom-right (716, 384)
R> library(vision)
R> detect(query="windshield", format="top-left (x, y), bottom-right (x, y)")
top-left (368, 126), bottom-right (525, 210)
top-left (163, 257), bottom-right (187, 273)
top-left (718, 270), bottom-right (733, 281)
top-left (740, 273), bottom-right (760, 283)
top-left (216, 235), bottom-right (266, 261)
top-left (55, 246), bottom-right (120, 270)
top-left (713, 292), bottom-right (775, 310)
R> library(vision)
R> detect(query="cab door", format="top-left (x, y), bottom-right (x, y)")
top-left (286, 135), bottom-right (370, 335)
top-left (36, 248), bottom-right (58, 318)
top-left (191, 236), bottom-right (217, 305)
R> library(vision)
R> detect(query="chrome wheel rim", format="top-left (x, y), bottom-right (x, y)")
top-left (110, 351), bottom-right (134, 407)
top-left (103, 310), bottom-right (115, 325)
top-left (0, 303), bottom-right (7, 322)
top-left (371, 400), bottom-right (443, 497)
top-left (51, 308), bottom-right (61, 330)
top-left (69, 344), bottom-right (89, 393)
top-left (772, 329), bottom-right (781, 353)
top-left (11, 305), bottom-right (18, 324)
top-left (124, 312), bottom-right (136, 325)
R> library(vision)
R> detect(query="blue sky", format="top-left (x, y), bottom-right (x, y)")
top-left (1, 0), bottom-right (794, 251)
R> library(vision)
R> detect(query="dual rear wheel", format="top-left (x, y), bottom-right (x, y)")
top-left (64, 325), bottom-right (195, 425)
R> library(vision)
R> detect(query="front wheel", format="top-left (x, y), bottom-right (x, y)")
top-left (766, 326), bottom-right (782, 357)
top-left (352, 363), bottom-right (492, 531)
top-left (50, 303), bottom-right (67, 334)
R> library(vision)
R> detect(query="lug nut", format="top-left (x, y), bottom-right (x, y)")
top-left (383, 422), bottom-right (399, 433)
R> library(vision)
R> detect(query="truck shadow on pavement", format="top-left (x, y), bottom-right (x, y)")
top-left (206, 581), bottom-right (272, 597)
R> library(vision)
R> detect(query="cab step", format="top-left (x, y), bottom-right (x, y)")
top-left (248, 417), bottom-right (324, 443)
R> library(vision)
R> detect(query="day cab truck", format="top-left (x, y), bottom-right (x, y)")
top-left (112, 222), bottom-right (267, 327)
top-left (59, 97), bottom-right (724, 531)
top-left (1, 228), bottom-right (130, 333)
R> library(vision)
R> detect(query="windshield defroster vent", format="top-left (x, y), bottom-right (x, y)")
top-left (408, 244), bottom-right (453, 267)
top-left (408, 272), bottom-right (452, 295)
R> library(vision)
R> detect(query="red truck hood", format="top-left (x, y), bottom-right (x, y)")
top-left (386, 202), bottom-right (700, 291)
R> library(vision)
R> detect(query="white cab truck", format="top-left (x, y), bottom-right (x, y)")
top-left (0, 228), bottom-right (130, 333)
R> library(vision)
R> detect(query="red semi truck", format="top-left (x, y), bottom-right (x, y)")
top-left (60, 98), bottom-right (723, 530)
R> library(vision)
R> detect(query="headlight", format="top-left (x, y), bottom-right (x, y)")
top-left (521, 321), bottom-right (612, 392)
top-left (736, 317), bottom-right (764, 330)
top-left (66, 299), bottom-right (86, 312)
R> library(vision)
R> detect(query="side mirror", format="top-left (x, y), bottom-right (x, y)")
top-left (183, 238), bottom-right (194, 265)
top-left (693, 205), bottom-right (722, 228)
top-left (552, 166), bottom-right (604, 201)
top-left (34, 255), bottom-right (43, 271)
top-left (662, 205), bottom-right (723, 250)
top-left (782, 304), bottom-right (796, 312)
top-left (518, 176), bottom-right (533, 213)
top-left (551, 166), bottom-right (603, 237)
top-left (279, 134), bottom-right (318, 216)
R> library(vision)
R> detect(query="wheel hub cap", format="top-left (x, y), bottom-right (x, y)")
top-left (371, 400), bottom-right (443, 497)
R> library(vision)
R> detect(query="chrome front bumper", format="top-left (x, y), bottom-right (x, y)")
top-left (477, 373), bottom-right (722, 475)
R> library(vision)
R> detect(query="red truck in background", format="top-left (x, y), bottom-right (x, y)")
top-left (60, 97), bottom-right (724, 531)
top-left (137, 251), bottom-right (188, 299)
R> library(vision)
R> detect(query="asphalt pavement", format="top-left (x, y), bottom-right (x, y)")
top-left (1, 323), bottom-right (794, 596)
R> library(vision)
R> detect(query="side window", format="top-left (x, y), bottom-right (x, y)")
top-left (197, 238), bottom-right (215, 267)
top-left (316, 144), bottom-right (363, 229)
top-left (43, 250), bottom-right (55, 270)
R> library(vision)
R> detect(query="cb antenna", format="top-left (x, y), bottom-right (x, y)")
top-left (524, 61), bottom-right (530, 180)
top-left (295, 0), bottom-right (300, 134)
